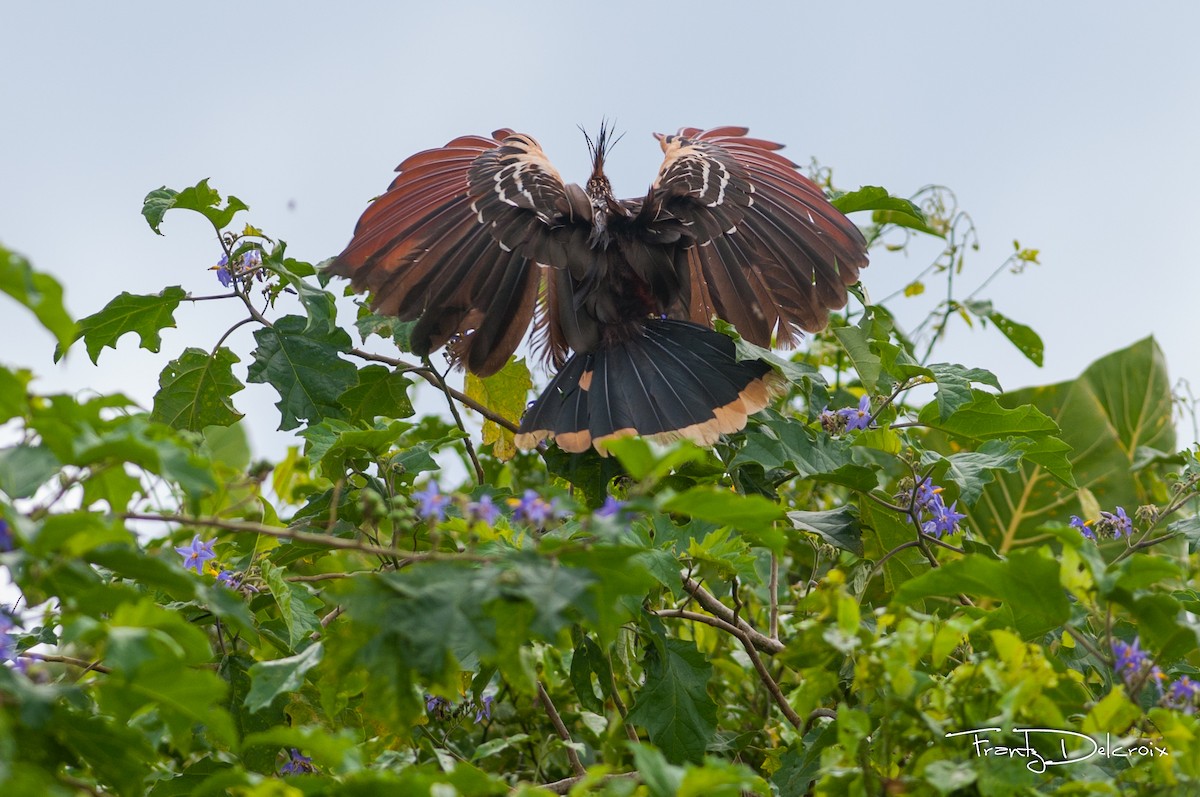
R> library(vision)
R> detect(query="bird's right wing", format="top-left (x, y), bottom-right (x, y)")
top-left (329, 131), bottom-right (592, 376)
top-left (644, 127), bottom-right (869, 347)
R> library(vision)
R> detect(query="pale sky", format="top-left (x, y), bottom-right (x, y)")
top-left (3, 2), bottom-right (1198, 458)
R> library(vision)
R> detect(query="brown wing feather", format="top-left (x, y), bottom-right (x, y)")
top-left (645, 127), bottom-right (869, 347)
top-left (328, 131), bottom-right (588, 376)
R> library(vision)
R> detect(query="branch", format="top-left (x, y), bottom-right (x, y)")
top-left (350, 348), bottom-right (520, 433)
top-left (538, 772), bottom-right (638, 795)
top-left (424, 355), bottom-right (485, 484)
top-left (680, 576), bottom-right (783, 654)
top-left (123, 512), bottom-right (491, 565)
top-left (537, 681), bottom-right (586, 777)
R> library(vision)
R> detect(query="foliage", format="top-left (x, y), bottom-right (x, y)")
top-left (0, 175), bottom-right (1196, 797)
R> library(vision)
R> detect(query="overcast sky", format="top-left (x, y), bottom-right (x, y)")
top-left (3, 2), bottom-right (1198, 458)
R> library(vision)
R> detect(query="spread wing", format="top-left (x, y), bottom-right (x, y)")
top-left (328, 131), bottom-right (591, 376)
top-left (642, 126), bottom-right (869, 347)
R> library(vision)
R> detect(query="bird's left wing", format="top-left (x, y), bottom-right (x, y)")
top-left (329, 131), bottom-right (591, 376)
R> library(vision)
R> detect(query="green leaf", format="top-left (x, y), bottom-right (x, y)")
top-left (965, 300), bottom-right (1045, 367)
top-left (663, 486), bottom-right (786, 552)
top-left (0, 244), bottom-right (76, 351)
top-left (788, 507), bottom-right (862, 556)
top-left (920, 438), bottom-right (1027, 506)
top-left (832, 325), bottom-right (882, 392)
top-left (732, 414), bottom-right (878, 492)
top-left (924, 363), bottom-right (1002, 420)
top-left (627, 637), bottom-right (718, 764)
top-left (263, 245), bottom-right (337, 335)
top-left (59, 286), bottom-right (187, 364)
top-left (142, 179), bottom-right (248, 234)
top-left (305, 419), bottom-right (411, 481)
top-left (151, 347), bottom-right (245, 431)
top-left (0, 444), bottom-right (60, 499)
top-left (337, 365), bottom-right (414, 423)
top-left (964, 338), bottom-right (1171, 550)
top-left (0, 365), bottom-right (31, 423)
top-left (262, 562), bottom-right (323, 650)
top-left (247, 315), bottom-right (357, 431)
top-left (893, 548), bottom-right (1069, 639)
top-left (245, 643), bottom-right (324, 713)
top-left (569, 635), bottom-right (613, 714)
top-left (465, 357), bottom-right (531, 461)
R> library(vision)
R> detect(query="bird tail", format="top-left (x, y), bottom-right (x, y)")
top-left (514, 319), bottom-right (783, 454)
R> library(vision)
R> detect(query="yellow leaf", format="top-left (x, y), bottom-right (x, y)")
top-left (464, 357), bottom-right (532, 461)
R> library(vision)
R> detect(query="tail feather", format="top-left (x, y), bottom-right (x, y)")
top-left (514, 320), bottom-right (781, 454)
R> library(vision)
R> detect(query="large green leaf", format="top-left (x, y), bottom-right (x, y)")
top-left (627, 637), bottom-right (718, 764)
top-left (732, 414), bottom-right (879, 492)
top-left (337, 365), bottom-right (414, 423)
top-left (151, 347), bottom-right (244, 431)
top-left (58, 286), bottom-right (186, 364)
top-left (245, 643), bottom-right (324, 713)
top-left (465, 357), bottom-right (531, 461)
top-left (142, 179), bottom-right (248, 234)
top-left (247, 315), bottom-right (357, 431)
top-left (0, 244), bottom-right (76, 351)
top-left (892, 548), bottom-right (1069, 639)
top-left (966, 337), bottom-right (1173, 552)
top-left (263, 562), bottom-right (323, 651)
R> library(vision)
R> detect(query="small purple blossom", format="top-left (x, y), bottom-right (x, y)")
top-left (474, 694), bottom-right (494, 723)
top-left (240, 249), bottom-right (263, 270)
top-left (906, 478), bottom-right (966, 538)
top-left (923, 500), bottom-right (967, 539)
top-left (174, 535), bottom-right (217, 575)
top-left (1165, 676), bottom-right (1200, 714)
top-left (214, 255), bottom-right (233, 287)
top-left (280, 748), bottom-right (315, 775)
top-left (595, 496), bottom-right (627, 519)
top-left (510, 490), bottom-right (559, 527)
top-left (838, 394), bottom-right (873, 431)
top-left (1100, 506), bottom-right (1133, 539)
top-left (1070, 515), bottom-right (1096, 540)
top-left (0, 614), bottom-right (16, 664)
top-left (413, 482), bottom-right (449, 522)
top-left (467, 494), bottom-right (501, 525)
top-left (0, 519), bottom-right (12, 552)
top-left (1112, 637), bottom-right (1164, 693)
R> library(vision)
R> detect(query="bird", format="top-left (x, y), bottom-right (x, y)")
top-left (328, 124), bottom-right (869, 454)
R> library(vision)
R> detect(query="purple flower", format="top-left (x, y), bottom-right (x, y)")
top-left (0, 519), bottom-right (12, 552)
top-left (1165, 676), bottom-right (1200, 714)
top-left (595, 496), bottom-right (627, 519)
top-left (1100, 506), bottom-right (1133, 539)
top-left (413, 482), bottom-right (449, 522)
top-left (280, 748), bottom-right (315, 775)
top-left (174, 535), bottom-right (217, 575)
top-left (240, 249), bottom-right (263, 270)
top-left (467, 494), bottom-right (500, 525)
top-left (474, 694), bottom-right (494, 723)
top-left (0, 614), bottom-right (16, 664)
top-left (214, 254), bottom-right (233, 287)
top-left (838, 394), bottom-right (873, 431)
top-left (1112, 637), bottom-right (1164, 692)
top-left (1070, 515), bottom-right (1096, 541)
top-left (923, 500), bottom-right (966, 539)
top-left (510, 490), bottom-right (559, 527)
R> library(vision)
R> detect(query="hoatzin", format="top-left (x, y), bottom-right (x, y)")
top-left (328, 124), bottom-right (869, 453)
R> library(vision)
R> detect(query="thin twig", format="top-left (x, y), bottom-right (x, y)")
top-left (769, 552), bottom-right (780, 640)
top-left (424, 356), bottom-right (485, 484)
top-left (19, 652), bottom-right (111, 674)
top-left (537, 681), bottom-right (586, 776)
